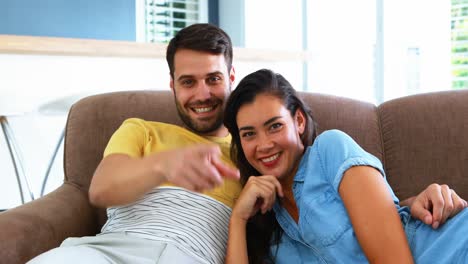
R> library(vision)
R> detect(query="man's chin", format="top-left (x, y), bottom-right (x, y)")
top-left (176, 107), bottom-right (224, 134)
top-left (190, 122), bottom-right (220, 134)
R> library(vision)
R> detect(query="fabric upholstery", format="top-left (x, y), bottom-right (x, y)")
top-left (0, 89), bottom-right (466, 263)
top-left (379, 90), bottom-right (468, 200)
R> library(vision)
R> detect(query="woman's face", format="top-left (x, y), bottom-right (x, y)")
top-left (236, 93), bottom-right (306, 182)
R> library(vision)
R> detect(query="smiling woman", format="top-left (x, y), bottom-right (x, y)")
top-left (224, 69), bottom-right (468, 264)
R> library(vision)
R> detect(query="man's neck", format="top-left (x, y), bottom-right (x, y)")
top-left (186, 126), bottom-right (230, 138)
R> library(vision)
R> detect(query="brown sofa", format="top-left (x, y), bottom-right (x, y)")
top-left (1, 90), bottom-right (467, 263)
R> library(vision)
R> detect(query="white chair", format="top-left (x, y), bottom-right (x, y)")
top-left (0, 110), bottom-right (35, 205)
top-left (37, 92), bottom-right (98, 197)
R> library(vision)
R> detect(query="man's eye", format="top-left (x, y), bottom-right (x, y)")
top-left (181, 79), bottom-right (194, 86)
top-left (208, 76), bottom-right (221, 83)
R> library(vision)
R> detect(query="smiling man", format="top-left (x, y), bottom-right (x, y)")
top-left (170, 48), bottom-right (232, 136)
top-left (29, 24), bottom-right (242, 264)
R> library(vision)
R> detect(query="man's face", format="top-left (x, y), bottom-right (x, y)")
top-left (170, 49), bottom-right (235, 137)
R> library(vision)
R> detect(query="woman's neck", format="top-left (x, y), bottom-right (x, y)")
top-left (281, 175), bottom-right (299, 223)
top-left (282, 188), bottom-right (299, 223)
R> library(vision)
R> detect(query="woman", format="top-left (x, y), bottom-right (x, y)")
top-left (224, 69), bottom-right (468, 263)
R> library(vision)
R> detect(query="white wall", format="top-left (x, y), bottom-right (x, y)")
top-left (0, 52), bottom-right (298, 209)
top-left (0, 54), bottom-right (170, 209)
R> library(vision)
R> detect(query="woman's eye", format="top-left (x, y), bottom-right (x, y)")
top-left (241, 131), bottom-right (255, 138)
top-left (270, 123), bottom-right (283, 130)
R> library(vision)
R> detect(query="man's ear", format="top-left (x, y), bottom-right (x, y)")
top-left (169, 77), bottom-right (175, 93)
top-left (229, 66), bottom-right (236, 88)
top-left (295, 109), bottom-right (306, 135)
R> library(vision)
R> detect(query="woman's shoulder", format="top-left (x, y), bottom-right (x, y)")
top-left (307, 129), bottom-right (370, 168)
top-left (313, 129), bottom-right (358, 152)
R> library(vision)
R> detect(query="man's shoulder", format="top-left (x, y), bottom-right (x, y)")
top-left (121, 118), bottom-right (184, 131)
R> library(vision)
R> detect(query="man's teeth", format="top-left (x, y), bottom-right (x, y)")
top-left (262, 153), bottom-right (279, 163)
top-left (194, 107), bottom-right (213, 113)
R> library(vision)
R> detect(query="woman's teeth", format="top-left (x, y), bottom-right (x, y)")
top-left (261, 153), bottom-right (279, 163)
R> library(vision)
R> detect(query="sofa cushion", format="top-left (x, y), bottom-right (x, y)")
top-left (379, 90), bottom-right (468, 200)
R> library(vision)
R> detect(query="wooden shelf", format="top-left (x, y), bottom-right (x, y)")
top-left (0, 34), bottom-right (309, 62)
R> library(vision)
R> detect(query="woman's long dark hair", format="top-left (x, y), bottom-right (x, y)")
top-left (224, 69), bottom-right (317, 263)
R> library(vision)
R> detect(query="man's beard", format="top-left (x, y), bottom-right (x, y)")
top-left (175, 97), bottom-right (226, 135)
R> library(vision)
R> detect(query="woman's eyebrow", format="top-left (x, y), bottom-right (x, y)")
top-left (263, 116), bottom-right (282, 127)
top-left (238, 116), bottom-right (282, 131)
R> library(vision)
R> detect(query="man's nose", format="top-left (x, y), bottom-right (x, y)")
top-left (194, 81), bottom-right (212, 99)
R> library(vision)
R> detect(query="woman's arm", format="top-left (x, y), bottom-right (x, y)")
top-left (226, 217), bottom-right (249, 264)
top-left (225, 176), bottom-right (284, 264)
top-left (339, 166), bottom-right (414, 264)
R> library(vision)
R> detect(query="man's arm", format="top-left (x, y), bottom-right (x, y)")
top-left (400, 184), bottom-right (467, 229)
top-left (89, 153), bottom-right (164, 207)
top-left (89, 145), bottom-right (239, 208)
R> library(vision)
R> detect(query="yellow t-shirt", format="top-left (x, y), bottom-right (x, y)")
top-left (103, 118), bottom-right (241, 208)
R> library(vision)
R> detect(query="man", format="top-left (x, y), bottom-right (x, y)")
top-left (29, 23), bottom-right (466, 264)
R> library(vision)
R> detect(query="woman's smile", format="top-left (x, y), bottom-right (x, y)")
top-left (259, 152), bottom-right (281, 168)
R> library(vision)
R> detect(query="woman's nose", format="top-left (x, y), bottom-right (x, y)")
top-left (256, 134), bottom-right (274, 152)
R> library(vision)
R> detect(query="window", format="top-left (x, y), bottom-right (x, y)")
top-left (307, 0), bottom-right (377, 103)
top-left (384, 0), bottom-right (451, 101)
top-left (137, 0), bottom-right (208, 43)
top-left (452, 0), bottom-right (468, 89)
top-left (223, 1), bottom-right (466, 103)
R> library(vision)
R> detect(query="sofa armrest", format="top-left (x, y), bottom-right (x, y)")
top-left (0, 183), bottom-right (99, 264)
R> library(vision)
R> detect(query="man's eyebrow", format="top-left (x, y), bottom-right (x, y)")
top-left (206, 71), bottom-right (223, 76)
top-left (176, 71), bottom-right (223, 82)
top-left (238, 116), bottom-right (282, 131)
top-left (176, 75), bottom-right (193, 82)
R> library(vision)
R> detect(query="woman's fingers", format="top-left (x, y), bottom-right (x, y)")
top-left (246, 175), bottom-right (284, 214)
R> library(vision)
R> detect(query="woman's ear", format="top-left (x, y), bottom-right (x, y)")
top-left (295, 109), bottom-right (306, 135)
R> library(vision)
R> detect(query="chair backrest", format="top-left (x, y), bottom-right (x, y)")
top-left (64, 90), bottom-right (382, 226)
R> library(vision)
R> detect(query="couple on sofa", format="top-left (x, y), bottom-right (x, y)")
top-left (29, 24), bottom-right (467, 263)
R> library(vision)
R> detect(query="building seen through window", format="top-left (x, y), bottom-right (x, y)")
top-left (452, 0), bottom-right (468, 89)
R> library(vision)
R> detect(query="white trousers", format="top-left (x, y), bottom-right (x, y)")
top-left (27, 232), bottom-right (205, 264)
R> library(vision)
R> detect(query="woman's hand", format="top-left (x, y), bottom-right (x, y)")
top-left (226, 175), bottom-right (284, 264)
top-left (231, 175), bottom-right (284, 222)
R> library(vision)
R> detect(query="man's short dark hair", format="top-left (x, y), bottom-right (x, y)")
top-left (166, 23), bottom-right (233, 78)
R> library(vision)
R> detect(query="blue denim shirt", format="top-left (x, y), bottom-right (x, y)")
top-left (269, 130), bottom-right (468, 263)
top-left (270, 130), bottom-right (398, 263)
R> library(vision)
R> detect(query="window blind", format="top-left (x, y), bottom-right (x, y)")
top-left (145, 0), bottom-right (207, 43)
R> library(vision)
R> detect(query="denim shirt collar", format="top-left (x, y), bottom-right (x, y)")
top-left (293, 147), bottom-right (313, 183)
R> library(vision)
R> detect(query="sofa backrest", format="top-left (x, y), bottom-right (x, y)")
top-left (378, 90), bottom-right (468, 200)
top-left (64, 89), bottom-right (468, 227)
top-left (65, 90), bottom-right (382, 226)
top-left (301, 93), bottom-right (382, 160)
